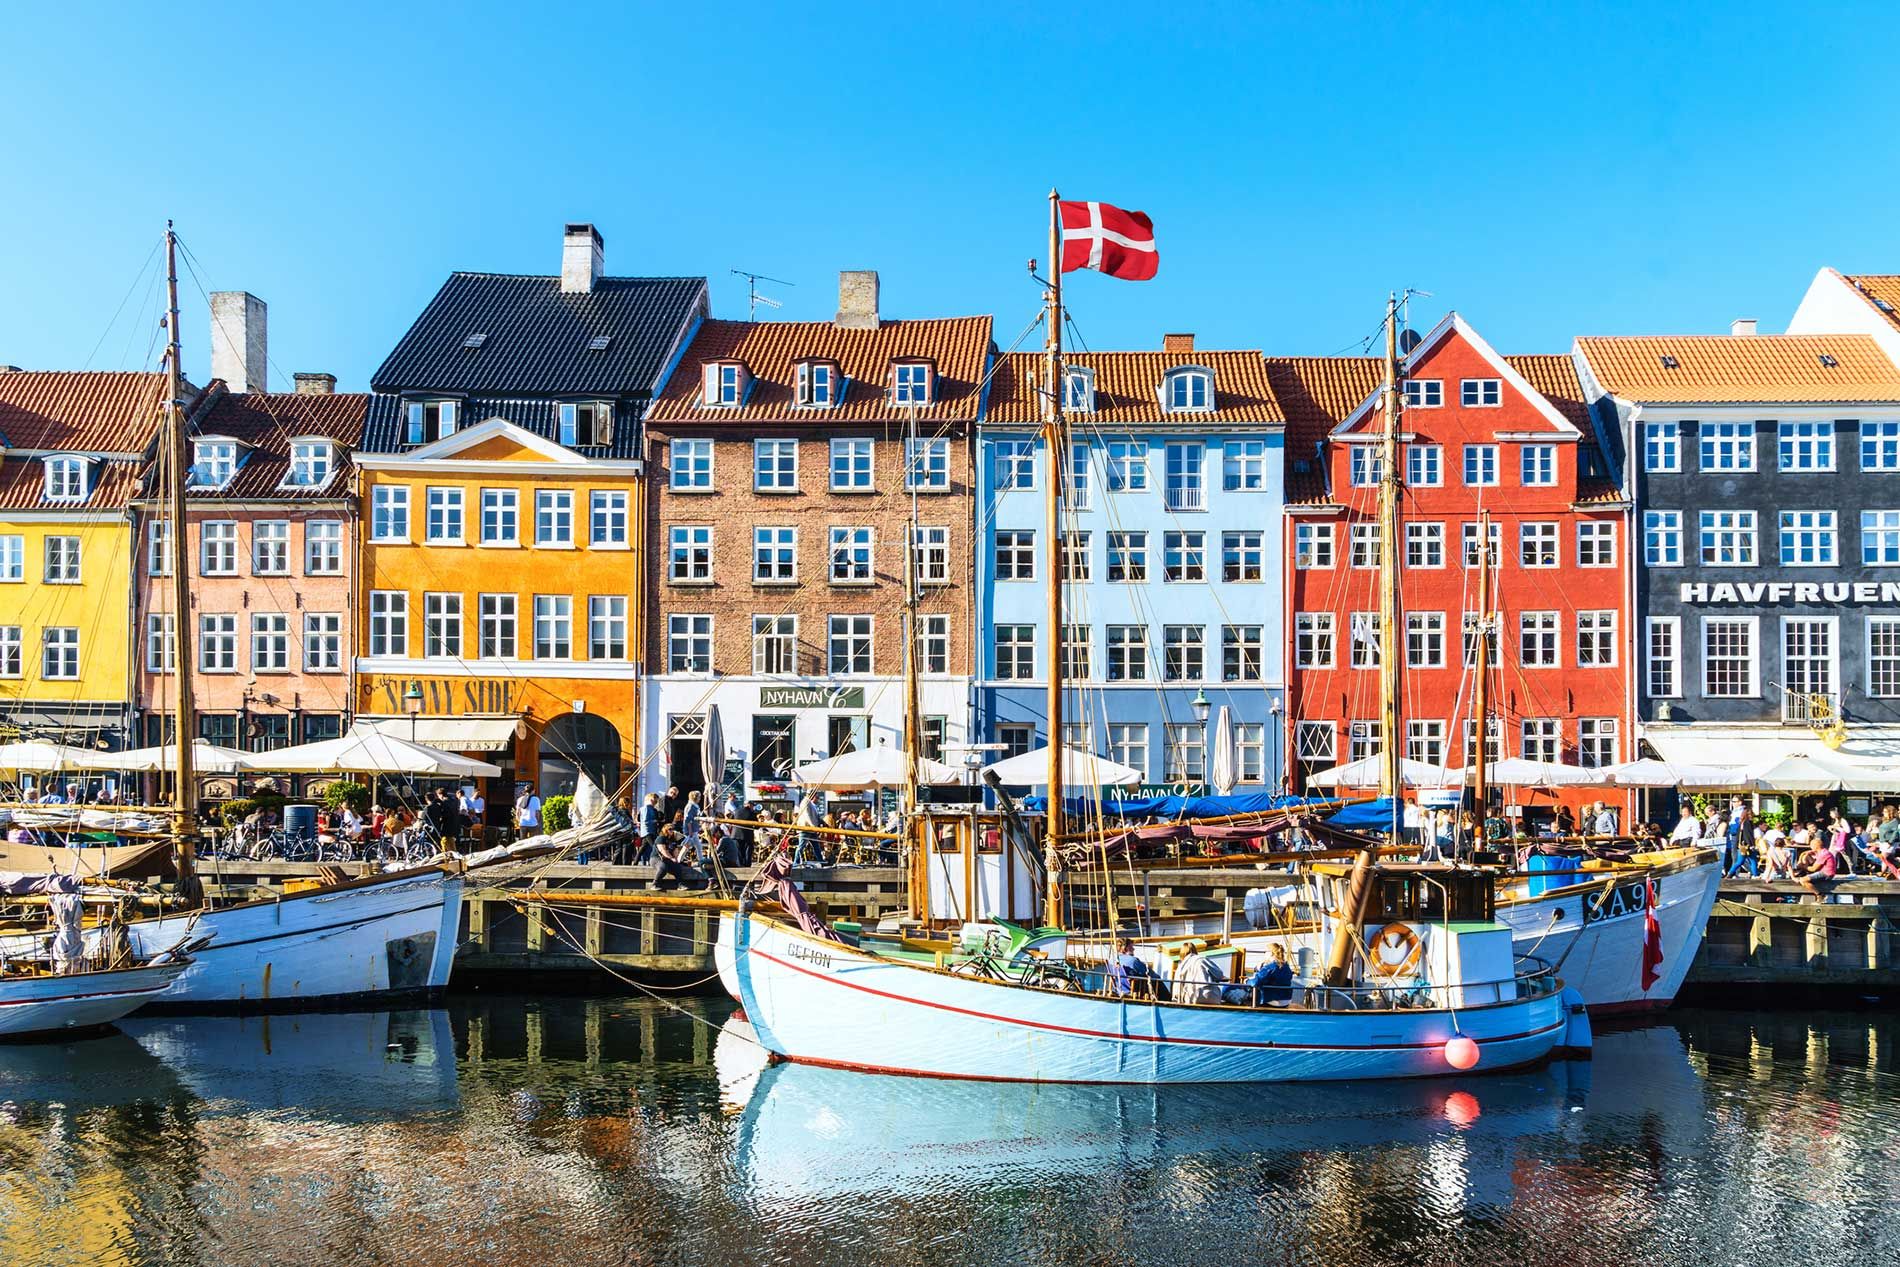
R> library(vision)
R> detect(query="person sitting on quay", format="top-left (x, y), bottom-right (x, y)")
top-left (650, 826), bottom-right (705, 892)
top-left (1794, 834), bottom-right (1841, 899)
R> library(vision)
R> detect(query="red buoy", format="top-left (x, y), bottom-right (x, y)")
top-left (1444, 1036), bottom-right (1480, 1069)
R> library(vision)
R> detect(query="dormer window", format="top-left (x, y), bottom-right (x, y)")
top-left (559, 401), bottom-right (613, 446)
top-left (796, 360), bottom-right (839, 408)
top-left (1063, 368), bottom-right (1095, 413)
top-left (43, 456), bottom-right (88, 502)
top-left (891, 360), bottom-right (934, 407)
top-left (1163, 368), bottom-right (1213, 413)
top-left (702, 361), bottom-right (747, 407)
top-left (190, 440), bottom-right (238, 489)
top-left (284, 440), bottom-right (334, 488)
top-left (405, 399), bottom-right (458, 445)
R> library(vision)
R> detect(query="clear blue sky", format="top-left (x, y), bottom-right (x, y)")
top-left (4, 1), bottom-right (1897, 390)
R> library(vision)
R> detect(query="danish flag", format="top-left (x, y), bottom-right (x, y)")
top-left (1059, 200), bottom-right (1159, 281)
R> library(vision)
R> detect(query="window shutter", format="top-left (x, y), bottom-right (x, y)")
top-left (441, 401), bottom-right (458, 435)
top-left (702, 363), bottom-right (720, 406)
top-left (596, 404), bottom-right (614, 447)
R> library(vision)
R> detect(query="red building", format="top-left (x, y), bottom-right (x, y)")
top-left (1266, 314), bottom-right (1632, 824)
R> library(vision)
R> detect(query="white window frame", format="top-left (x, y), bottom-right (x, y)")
top-left (1403, 380), bottom-right (1443, 408)
top-left (1106, 440), bottom-right (1149, 492)
top-left (668, 614), bottom-right (712, 672)
top-left (1863, 510), bottom-right (1900, 565)
top-left (590, 490), bottom-right (628, 548)
top-left (1867, 617), bottom-right (1900, 698)
top-left (828, 615), bottom-right (875, 674)
top-left (588, 595), bottom-right (628, 660)
top-left (1778, 420), bottom-right (1835, 473)
top-left (1163, 369), bottom-right (1212, 413)
top-left (912, 525), bottom-right (950, 585)
top-left (43, 456), bottom-right (87, 501)
top-left (533, 594), bottom-right (573, 659)
top-left (995, 624), bottom-right (1036, 680)
top-left (1460, 378), bottom-right (1502, 407)
top-left (198, 614), bottom-right (237, 672)
top-left (304, 519), bottom-right (343, 575)
top-left (829, 526), bottom-right (875, 584)
top-left (42, 627), bottom-right (80, 680)
top-left (753, 614), bottom-right (797, 674)
top-left (670, 438), bottom-right (713, 490)
top-left (1405, 444), bottom-right (1442, 487)
top-left (996, 530), bottom-right (1035, 581)
top-left (303, 612), bottom-right (342, 672)
top-left (251, 611), bottom-right (291, 671)
top-left (145, 613), bottom-right (175, 674)
top-left (42, 535), bottom-right (81, 584)
top-left (1405, 521), bottom-right (1444, 569)
top-left (1462, 444), bottom-right (1497, 486)
top-left (1405, 611), bottom-right (1446, 669)
top-left (479, 489), bottom-right (519, 545)
top-left (905, 437), bottom-right (951, 491)
top-left (190, 440), bottom-right (237, 489)
top-left (1779, 510), bottom-right (1838, 567)
top-left (1163, 442), bottom-right (1203, 510)
top-left (1294, 522), bottom-right (1334, 570)
top-left (478, 594), bottom-right (517, 659)
top-left (1223, 440), bottom-right (1268, 492)
top-left (1577, 521), bottom-right (1616, 567)
top-left (1294, 612), bottom-right (1335, 670)
top-left (1702, 615), bottom-right (1760, 698)
top-left (199, 521), bottom-right (238, 576)
top-left (669, 525), bottom-right (713, 583)
top-left (425, 487), bottom-right (464, 544)
top-left (534, 489), bottom-right (574, 546)
top-left (285, 440), bottom-right (333, 488)
top-left (1163, 530), bottom-right (1204, 582)
top-left (753, 526), bottom-right (797, 583)
top-left (1644, 510), bottom-right (1682, 567)
top-left (1349, 447), bottom-right (1382, 488)
top-left (1520, 444), bottom-right (1557, 486)
top-left (1699, 509), bottom-right (1758, 567)
top-left (1860, 420), bottom-right (1900, 472)
top-left (1646, 617), bottom-right (1681, 699)
top-left (252, 519), bottom-right (290, 575)
top-left (1577, 610), bottom-right (1617, 667)
top-left (891, 362), bottom-right (932, 406)
top-left (1699, 420), bottom-right (1757, 472)
top-left (367, 591), bottom-right (408, 658)
top-left (831, 438), bottom-right (875, 491)
top-left (370, 485), bottom-right (410, 542)
top-left (1519, 611), bottom-right (1560, 668)
top-left (993, 439), bottom-right (1036, 491)
top-left (1519, 522), bottom-right (1558, 569)
top-left (754, 439), bottom-right (799, 492)
top-left (422, 592), bottom-right (462, 659)
top-left (1643, 420), bottom-right (1680, 473)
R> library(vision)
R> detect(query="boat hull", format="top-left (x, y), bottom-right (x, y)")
top-left (722, 912), bottom-right (1566, 1084)
top-left (0, 961), bottom-right (189, 1038)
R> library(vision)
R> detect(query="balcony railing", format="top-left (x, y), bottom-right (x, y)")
top-left (1165, 485), bottom-right (1204, 512)
top-left (1782, 691), bottom-right (1839, 725)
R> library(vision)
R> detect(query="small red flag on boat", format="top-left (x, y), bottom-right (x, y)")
top-left (1640, 877), bottom-right (1664, 992)
top-left (1059, 201), bottom-right (1159, 280)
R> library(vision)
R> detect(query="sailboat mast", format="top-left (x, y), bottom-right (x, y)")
top-left (1473, 508), bottom-right (1491, 833)
top-left (1042, 188), bottom-right (1065, 929)
top-left (1377, 292), bottom-right (1405, 839)
top-left (163, 222), bottom-right (198, 879)
top-left (902, 405), bottom-right (922, 814)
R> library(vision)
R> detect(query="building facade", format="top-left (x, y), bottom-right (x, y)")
top-left (641, 272), bottom-right (991, 806)
top-left (975, 340), bottom-right (1288, 791)
top-left (1271, 315), bottom-right (1631, 822)
top-left (1574, 330), bottom-right (1900, 770)
top-left (1789, 269), bottom-right (1900, 370)
top-left (357, 224), bottom-right (706, 801)
top-left (0, 371), bottom-right (164, 749)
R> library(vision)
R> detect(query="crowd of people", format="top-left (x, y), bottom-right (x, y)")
top-left (622, 787), bottom-right (903, 890)
top-left (1663, 797), bottom-right (1900, 896)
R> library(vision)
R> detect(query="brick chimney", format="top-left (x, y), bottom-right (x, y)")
top-left (1730, 318), bottom-right (1758, 337)
top-left (293, 373), bottom-right (337, 396)
top-left (1163, 332), bottom-right (1195, 352)
top-left (562, 223), bottom-right (604, 294)
top-left (835, 270), bottom-right (881, 330)
top-left (210, 292), bottom-right (268, 393)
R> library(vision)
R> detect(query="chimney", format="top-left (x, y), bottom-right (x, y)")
top-left (210, 291), bottom-right (268, 393)
top-left (293, 372), bottom-right (337, 396)
top-left (835, 270), bottom-right (881, 330)
top-left (1163, 332), bottom-right (1195, 352)
top-left (561, 223), bottom-right (604, 294)
top-left (1731, 318), bottom-right (1758, 337)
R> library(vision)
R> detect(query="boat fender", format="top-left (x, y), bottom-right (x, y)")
top-left (1555, 985), bottom-right (1594, 1059)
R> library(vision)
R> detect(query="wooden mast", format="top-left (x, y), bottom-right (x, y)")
top-left (902, 405), bottom-right (923, 815)
top-left (1377, 292), bottom-right (1405, 839)
top-left (1042, 188), bottom-right (1066, 930)
top-left (163, 222), bottom-right (198, 885)
top-left (1473, 508), bottom-right (1492, 834)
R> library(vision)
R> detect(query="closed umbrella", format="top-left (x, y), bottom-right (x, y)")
top-left (1208, 706), bottom-right (1238, 795)
top-left (702, 705), bottom-right (726, 799)
top-left (983, 745), bottom-right (1142, 788)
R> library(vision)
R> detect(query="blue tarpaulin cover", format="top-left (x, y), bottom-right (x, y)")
top-left (1020, 792), bottom-right (1346, 819)
top-left (1324, 798), bottom-right (1396, 831)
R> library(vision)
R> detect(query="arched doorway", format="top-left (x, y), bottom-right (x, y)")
top-left (537, 712), bottom-right (622, 801)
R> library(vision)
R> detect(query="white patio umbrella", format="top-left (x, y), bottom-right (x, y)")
top-left (1740, 751), bottom-right (1900, 794)
top-left (1208, 705), bottom-right (1238, 795)
top-left (1304, 752), bottom-right (1464, 789)
top-left (792, 745), bottom-right (960, 789)
top-left (1601, 758), bottom-right (1749, 789)
top-left (0, 741), bottom-right (95, 772)
top-left (243, 726), bottom-right (501, 778)
top-left (982, 745), bottom-right (1142, 788)
top-left (64, 739), bottom-right (254, 774)
top-left (1470, 757), bottom-right (1600, 788)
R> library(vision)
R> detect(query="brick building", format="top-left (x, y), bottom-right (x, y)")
top-left (642, 272), bottom-right (992, 806)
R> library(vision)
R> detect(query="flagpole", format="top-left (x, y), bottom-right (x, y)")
top-left (1043, 188), bottom-right (1065, 930)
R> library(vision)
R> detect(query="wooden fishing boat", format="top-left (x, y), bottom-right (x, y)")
top-left (0, 959), bottom-right (190, 1038)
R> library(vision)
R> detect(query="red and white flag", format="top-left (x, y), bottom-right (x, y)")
top-left (1060, 200), bottom-right (1159, 281)
top-left (1640, 878), bottom-right (1664, 992)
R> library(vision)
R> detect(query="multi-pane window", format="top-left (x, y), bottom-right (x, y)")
top-left (1164, 724), bottom-right (1205, 782)
top-left (200, 521), bottom-right (238, 575)
top-left (754, 527), bottom-right (796, 582)
top-left (829, 527), bottom-right (874, 583)
top-left (42, 628), bottom-right (79, 680)
top-left (670, 439), bottom-right (712, 489)
top-left (1349, 612), bottom-right (1381, 669)
top-left (1164, 531), bottom-right (1204, 582)
top-left (1236, 723), bottom-right (1265, 783)
top-left (891, 362), bottom-right (931, 405)
top-left (403, 400), bottom-right (457, 445)
top-left (1463, 444), bottom-right (1498, 486)
top-left (1868, 618), bottom-right (1900, 697)
top-left (1060, 624), bottom-right (1091, 680)
top-left (1338, 720), bottom-right (1378, 764)
top-left (1520, 719), bottom-right (1561, 763)
top-left (1107, 724), bottom-right (1148, 778)
top-left (995, 530), bottom-right (1035, 581)
top-left (251, 612), bottom-right (289, 671)
top-left (1222, 625), bottom-right (1263, 681)
top-left (1221, 531), bottom-right (1264, 582)
top-left (1704, 618), bottom-right (1757, 697)
top-left (796, 361), bottom-right (836, 408)
top-left (1700, 420), bottom-right (1756, 471)
top-left (1577, 610), bottom-right (1617, 666)
top-left (533, 595), bottom-right (573, 659)
top-left (143, 523), bottom-right (167, 577)
top-left (1862, 510), bottom-right (1900, 564)
top-left (425, 487), bottom-right (464, 542)
top-left (1646, 617), bottom-right (1680, 698)
top-left (1106, 531), bottom-right (1147, 582)
top-left (1464, 717), bottom-right (1503, 765)
top-left (480, 489), bottom-right (518, 545)
top-left (1461, 521), bottom-right (1500, 569)
top-left (905, 437), bottom-right (950, 490)
top-left (995, 625), bottom-right (1035, 679)
top-left (1405, 522), bottom-right (1444, 568)
top-left (1063, 369), bottom-right (1094, 412)
top-left (299, 519), bottom-right (341, 576)
top-left (829, 616), bottom-right (873, 673)
top-left (1461, 612), bottom-right (1499, 668)
top-left (422, 594), bottom-right (462, 658)
top-left (1166, 370), bottom-right (1211, 412)
top-left (1644, 421), bottom-right (1680, 473)
top-left (146, 613), bottom-right (175, 674)
top-left (558, 401), bottom-right (611, 447)
top-left (590, 491), bottom-right (628, 546)
top-left (1407, 720), bottom-right (1446, 767)
top-left (368, 592), bottom-right (408, 657)
top-left (1861, 420), bottom-right (1900, 472)
top-left (1520, 445), bottom-right (1557, 486)
top-left (588, 596), bottom-right (627, 659)
top-left (998, 725), bottom-right (1035, 761)
top-left (994, 439), bottom-right (1035, 490)
top-left (1577, 521), bottom-right (1616, 567)
top-left (911, 525), bottom-right (949, 584)
top-left (751, 615), bottom-right (796, 674)
top-left (668, 615), bottom-right (712, 672)
top-left (1520, 611), bottom-right (1559, 667)
top-left (190, 440), bottom-right (237, 488)
top-left (1699, 510), bottom-right (1757, 566)
top-left (534, 490), bottom-right (573, 545)
top-left (44, 455), bottom-right (86, 500)
top-left (1106, 441), bottom-right (1149, 491)
top-left (1580, 719), bottom-right (1617, 769)
top-left (284, 440), bottom-right (333, 489)
top-left (1061, 532), bottom-right (1092, 582)
top-left (1296, 722), bottom-right (1336, 776)
top-left (1349, 448), bottom-right (1382, 487)
top-left (1222, 440), bottom-right (1267, 491)
top-left (1349, 523), bottom-right (1381, 569)
top-left (43, 536), bottom-right (81, 583)
top-left (1778, 420), bottom-right (1834, 472)
top-left (1519, 522), bottom-right (1558, 568)
top-left (304, 613), bottom-right (341, 671)
top-left (1106, 625), bottom-right (1148, 681)
top-left (1406, 445), bottom-right (1442, 486)
top-left (1405, 612), bottom-right (1445, 668)
top-left (669, 526), bottom-right (713, 582)
top-left (917, 615), bottom-right (949, 674)
top-left (199, 613), bottom-right (238, 671)
top-left (1644, 511), bottom-right (1682, 566)
top-left (1294, 613), bottom-right (1335, 669)
top-left (1784, 618), bottom-right (1834, 705)
top-left (1403, 380), bottom-right (1443, 408)
top-left (1163, 625), bottom-right (1204, 681)
top-left (831, 438), bottom-right (874, 490)
top-left (1295, 523), bottom-right (1334, 569)
top-left (707, 362), bottom-right (742, 406)
top-left (1461, 378), bottom-right (1502, 407)
top-left (1780, 510), bottom-right (1838, 565)
top-left (479, 595), bottom-right (517, 658)
top-left (1068, 443), bottom-right (1092, 510)
top-left (1164, 441), bottom-right (1204, 511)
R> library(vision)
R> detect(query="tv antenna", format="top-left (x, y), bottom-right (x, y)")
top-left (732, 268), bottom-right (794, 320)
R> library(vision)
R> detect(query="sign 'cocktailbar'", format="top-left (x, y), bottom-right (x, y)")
top-left (1680, 581), bottom-right (1900, 605)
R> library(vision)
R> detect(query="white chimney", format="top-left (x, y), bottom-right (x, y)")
top-left (1731, 318), bottom-right (1758, 337)
top-left (562, 223), bottom-right (604, 294)
top-left (210, 291), bottom-right (268, 393)
top-left (835, 270), bottom-right (880, 330)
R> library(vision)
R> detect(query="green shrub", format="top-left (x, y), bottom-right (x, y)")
top-left (322, 780), bottom-right (370, 814)
top-left (542, 794), bottom-right (574, 835)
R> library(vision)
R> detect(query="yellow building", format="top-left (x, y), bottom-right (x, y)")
top-left (0, 372), bottom-right (164, 748)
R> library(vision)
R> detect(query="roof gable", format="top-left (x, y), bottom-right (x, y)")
top-left (1843, 273), bottom-right (1900, 334)
top-left (1333, 314), bottom-right (1578, 437)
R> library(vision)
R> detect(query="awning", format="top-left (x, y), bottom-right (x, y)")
top-left (356, 715), bottom-right (521, 753)
top-left (1646, 727), bottom-right (1900, 792)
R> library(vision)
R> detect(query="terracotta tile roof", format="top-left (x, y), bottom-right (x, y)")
top-left (0, 457), bottom-right (139, 513)
top-left (648, 316), bottom-right (993, 425)
top-left (1263, 356), bottom-right (1383, 504)
top-left (1575, 481), bottom-right (1627, 506)
top-left (1574, 334), bottom-right (1900, 403)
top-left (1842, 275), bottom-right (1900, 334)
top-left (171, 384), bottom-right (368, 500)
top-left (983, 351), bottom-right (1284, 426)
top-left (0, 371), bottom-right (165, 453)
top-left (1506, 354), bottom-right (1593, 431)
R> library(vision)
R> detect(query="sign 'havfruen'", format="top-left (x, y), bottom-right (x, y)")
top-left (1059, 201), bottom-right (1159, 280)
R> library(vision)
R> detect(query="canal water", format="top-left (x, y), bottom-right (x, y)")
top-left (1, 997), bottom-right (1897, 1266)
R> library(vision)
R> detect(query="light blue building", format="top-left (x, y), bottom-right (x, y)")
top-left (975, 342), bottom-right (1288, 792)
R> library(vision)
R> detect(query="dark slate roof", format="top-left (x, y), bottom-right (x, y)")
top-left (360, 394), bottom-right (645, 459)
top-left (370, 272), bottom-right (708, 397)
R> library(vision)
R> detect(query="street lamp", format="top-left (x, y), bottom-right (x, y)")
top-left (1190, 688), bottom-right (1210, 724)
top-left (402, 682), bottom-right (424, 745)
